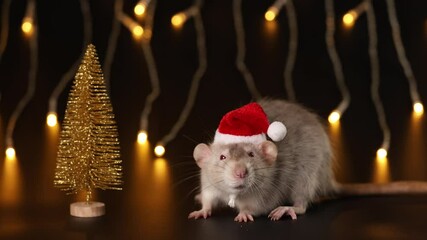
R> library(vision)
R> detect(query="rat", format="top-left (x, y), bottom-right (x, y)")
top-left (188, 99), bottom-right (427, 222)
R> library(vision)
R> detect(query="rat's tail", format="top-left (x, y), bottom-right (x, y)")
top-left (335, 181), bottom-right (427, 196)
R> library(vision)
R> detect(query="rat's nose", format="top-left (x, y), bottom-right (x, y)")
top-left (234, 166), bottom-right (247, 179)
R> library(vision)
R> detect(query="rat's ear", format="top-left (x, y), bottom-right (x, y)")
top-left (259, 141), bottom-right (278, 164)
top-left (193, 143), bottom-right (211, 168)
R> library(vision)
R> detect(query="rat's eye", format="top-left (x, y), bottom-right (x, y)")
top-left (248, 152), bottom-right (254, 157)
top-left (220, 155), bottom-right (226, 160)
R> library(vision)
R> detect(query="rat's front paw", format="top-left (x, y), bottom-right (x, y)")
top-left (268, 206), bottom-right (297, 220)
top-left (188, 209), bottom-right (211, 220)
top-left (234, 212), bottom-right (254, 222)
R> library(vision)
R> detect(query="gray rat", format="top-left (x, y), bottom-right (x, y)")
top-left (188, 99), bottom-right (427, 222)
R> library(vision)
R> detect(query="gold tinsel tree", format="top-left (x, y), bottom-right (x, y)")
top-left (54, 44), bottom-right (122, 202)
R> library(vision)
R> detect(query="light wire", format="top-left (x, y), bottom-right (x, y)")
top-left (385, 0), bottom-right (421, 105)
top-left (5, 0), bottom-right (38, 147)
top-left (159, 0), bottom-right (207, 147)
top-left (233, 0), bottom-right (261, 100)
top-left (283, 0), bottom-right (298, 101)
top-left (325, 0), bottom-right (350, 115)
top-left (366, 0), bottom-right (390, 151)
top-left (48, 0), bottom-right (92, 115)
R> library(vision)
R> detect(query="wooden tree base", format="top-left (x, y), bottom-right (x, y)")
top-left (70, 201), bottom-right (105, 217)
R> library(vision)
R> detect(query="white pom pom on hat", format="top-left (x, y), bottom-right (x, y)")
top-left (267, 121), bottom-right (287, 142)
top-left (213, 102), bottom-right (287, 144)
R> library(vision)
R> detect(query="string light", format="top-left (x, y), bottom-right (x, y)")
top-left (366, 0), bottom-right (391, 158)
top-left (328, 111), bottom-right (341, 124)
top-left (325, 0), bottom-right (350, 123)
top-left (46, 112), bottom-right (58, 127)
top-left (139, 0), bottom-right (159, 145)
top-left (118, 1), bottom-right (158, 148)
top-left (233, 0), bottom-right (261, 100)
top-left (134, 4), bottom-right (145, 16)
top-left (21, 0), bottom-right (35, 36)
top-left (342, 11), bottom-right (356, 27)
top-left (154, 144), bottom-right (165, 157)
top-left (0, 0), bottom-right (423, 209)
top-left (171, 13), bottom-right (186, 27)
top-left (283, 0), bottom-right (298, 101)
top-left (21, 17), bottom-right (33, 35)
top-left (48, 0), bottom-right (92, 126)
top-left (386, 0), bottom-right (423, 115)
top-left (342, 2), bottom-right (368, 28)
top-left (137, 130), bottom-right (148, 144)
top-left (118, 13), bottom-right (144, 39)
top-left (133, 25), bottom-right (144, 37)
top-left (376, 148), bottom-right (388, 159)
top-left (264, 0), bottom-right (287, 22)
top-left (1, 144), bottom-right (22, 206)
top-left (5, 0), bottom-right (37, 158)
top-left (5, 147), bottom-right (15, 159)
top-left (265, 10), bottom-right (276, 22)
top-left (413, 102), bottom-right (424, 115)
top-left (373, 151), bottom-right (390, 183)
top-left (171, 6), bottom-right (198, 28)
top-left (158, 0), bottom-right (206, 155)
top-left (134, 0), bottom-right (150, 17)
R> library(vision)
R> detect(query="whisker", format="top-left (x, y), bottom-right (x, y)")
top-left (181, 134), bottom-right (200, 145)
top-left (172, 172), bottom-right (201, 189)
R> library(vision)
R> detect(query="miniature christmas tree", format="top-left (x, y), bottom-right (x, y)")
top-left (54, 44), bottom-right (122, 217)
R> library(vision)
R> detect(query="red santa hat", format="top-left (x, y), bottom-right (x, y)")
top-left (214, 102), bottom-right (287, 144)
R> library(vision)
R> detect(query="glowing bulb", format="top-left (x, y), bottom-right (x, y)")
top-left (171, 13), bottom-right (187, 27)
top-left (265, 8), bottom-right (278, 21)
top-left (132, 25), bottom-right (144, 38)
top-left (154, 145), bottom-right (165, 157)
top-left (47, 112), bottom-right (58, 127)
top-left (134, 3), bottom-right (146, 16)
top-left (6, 147), bottom-right (16, 159)
top-left (328, 111), bottom-right (341, 124)
top-left (413, 102), bottom-right (424, 115)
top-left (138, 130), bottom-right (148, 144)
top-left (376, 148), bottom-right (387, 159)
top-left (21, 18), bottom-right (33, 34)
top-left (343, 11), bottom-right (357, 27)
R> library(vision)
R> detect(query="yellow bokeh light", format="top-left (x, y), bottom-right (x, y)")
top-left (373, 153), bottom-right (390, 184)
top-left (137, 130), bottom-right (148, 144)
top-left (134, 3), bottom-right (146, 16)
top-left (6, 147), bottom-right (16, 159)
top-left (265, 10), bottom-right (277, 22)
top-left (47, 112), bottom-right (58, 127)
top-left (154, 145), bottom-right (165, 157)
top-left (376, 148), bottom-right (387, 159)
top-left (413, 102), bottom-right (424, 115)
top-left (171, 13), bottom-right (186, 27)
top-left (132, 25), bottom-right (144, 38)
top-left (21, 18), bottom-right (33, 34)
top-left (328, 111), bottom-right (341, 124)
top-left (154, 158), bottom-right (167, 176)
top-left (342, 11), bottom-right (357, 27)
top-left (376, 154), bottom-right (387, 166)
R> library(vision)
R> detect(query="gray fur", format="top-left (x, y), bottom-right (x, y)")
top-left (189, 99), bottom-right (427, 221)
top-left (189, 99), bottom-right (336, 220)
top-left (258, 99), bottom-right (336, 208)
